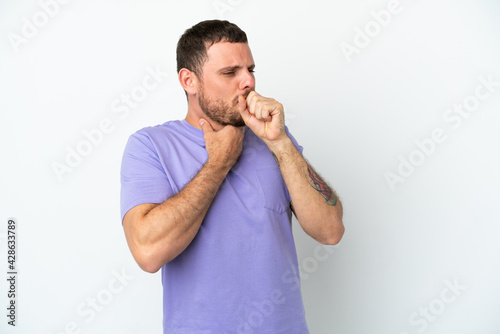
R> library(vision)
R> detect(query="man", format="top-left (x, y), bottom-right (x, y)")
top-left (120, 20), bottom-right (344, 333)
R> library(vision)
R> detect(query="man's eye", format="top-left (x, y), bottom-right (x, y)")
top-left (223, 72), bottom-right (235, 76)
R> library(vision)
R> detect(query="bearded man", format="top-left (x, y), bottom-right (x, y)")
top-left (120, 19), bottom-right (344, 334)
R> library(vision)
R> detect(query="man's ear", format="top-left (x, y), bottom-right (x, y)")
top-left (178, 68), bottom-right (199, 95)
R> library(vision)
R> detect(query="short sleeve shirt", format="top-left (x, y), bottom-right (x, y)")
top-left (120, 120), bottom-right (309, 334)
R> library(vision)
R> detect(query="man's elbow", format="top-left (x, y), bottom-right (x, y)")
top-left (319, 221), bottom-right (345, 246)
top-left (138, 260), bottom-right (162, 274)
top-left (132, 247), bottom-right (169, 274)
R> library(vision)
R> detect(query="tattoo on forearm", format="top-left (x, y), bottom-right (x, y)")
top-left (306, 166), bottom-right (338, 206)
top-left (279, 115), bottom-right (284, 133)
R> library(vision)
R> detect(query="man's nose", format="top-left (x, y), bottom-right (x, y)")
top-left (240, 69), bottom-right (255, 91)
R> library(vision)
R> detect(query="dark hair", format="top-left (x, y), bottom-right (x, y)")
top-left (176, 20), bottom-right (248, 77)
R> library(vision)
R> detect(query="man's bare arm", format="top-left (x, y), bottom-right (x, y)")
top-left (269, 138), bottom-right (344, 245)
top-left (122, 120), bottom-right (243, 273)
top-left (239, 91), bottom-right (344, 245)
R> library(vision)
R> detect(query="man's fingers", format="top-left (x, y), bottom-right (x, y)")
top-left (245, 92), bottom-right (276, 121)
top-left (238, 95), bottom-right (247, 113)
top-left (246, 92), bottom-right (258, 116)
top-left (238, 95), bottom-right (252, 123)
top-left (199, 118), bottom-right (213, 133)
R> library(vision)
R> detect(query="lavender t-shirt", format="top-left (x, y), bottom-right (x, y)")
top-left (120, 120), bottom-right (309, 334)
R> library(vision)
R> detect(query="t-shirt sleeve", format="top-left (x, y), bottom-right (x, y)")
top-left (120, 131), bottom-right (174, 222)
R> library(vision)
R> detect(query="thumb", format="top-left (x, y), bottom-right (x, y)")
top-left (237, 95), bottom-right (247, 113)
top-left (199, 118), bottom-right (213, 133)
top-left (237, 95), bottom-right (251, 123)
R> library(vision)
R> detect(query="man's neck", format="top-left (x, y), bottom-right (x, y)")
top-left (185, 112), bottom-right (225, 132)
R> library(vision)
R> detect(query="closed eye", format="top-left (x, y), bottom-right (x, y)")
top-left (219, 65), bottom-right (255, 76)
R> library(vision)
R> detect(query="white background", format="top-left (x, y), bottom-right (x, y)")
top-left (1, 0), bottom-right (499, 333)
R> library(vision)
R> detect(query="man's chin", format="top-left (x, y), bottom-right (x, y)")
top-left (229, 114), bottom-right (246, 127)
top-left (209, 113), bottom-right (245, 128)
top-left (219, 119), bottom-right (245, 127)
top-left (232, 120), bottom-right (246, 127)
top-left (201, 105), bottom-right (245, 127)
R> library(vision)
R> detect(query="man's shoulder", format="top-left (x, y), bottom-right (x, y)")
top-left (123, 120), bottom-right (182, 152)
top-left (131, 120), bottom-right (182, 138)
top-left (128, 120), bottom-right (193, 144)
top-left (125, 119), bottom-right (204, 156)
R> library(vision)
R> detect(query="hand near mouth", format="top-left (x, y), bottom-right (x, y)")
top-left (237, 91), bottom-right (287, 144)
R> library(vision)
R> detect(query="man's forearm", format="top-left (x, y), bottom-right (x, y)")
top-left (268, 137), bottom-right (344, 245)
top-left (124, 159), bottom-right (230, 272)
top-left (123, 120), bottom-right (244, 273)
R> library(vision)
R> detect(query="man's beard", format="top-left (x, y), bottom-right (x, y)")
top-left (198, 88), bottom-right (247, 127)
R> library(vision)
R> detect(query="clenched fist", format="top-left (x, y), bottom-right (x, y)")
top-left (238, 91), bottom-right (287, 144)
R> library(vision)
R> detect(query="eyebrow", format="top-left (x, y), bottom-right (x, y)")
top-left (218, 64), bottom-right (255, 72)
